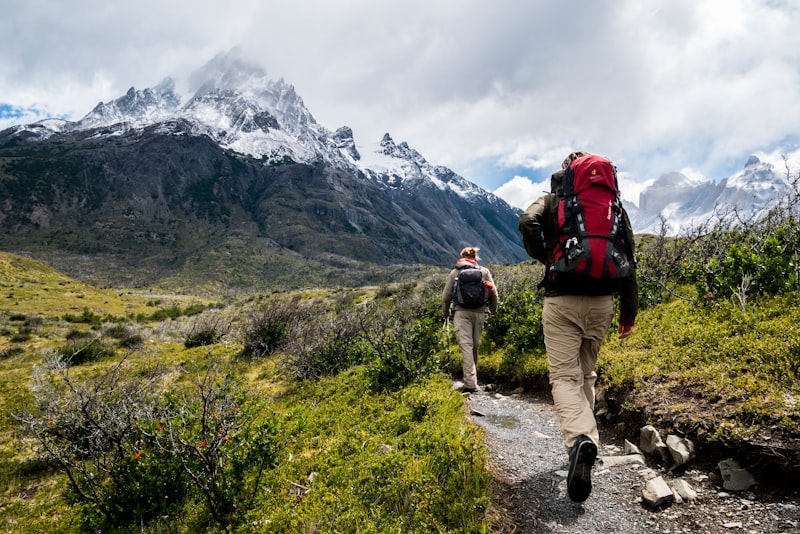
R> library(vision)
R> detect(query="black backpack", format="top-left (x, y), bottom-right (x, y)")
top-left (453, 267), bottom-right (488, 308)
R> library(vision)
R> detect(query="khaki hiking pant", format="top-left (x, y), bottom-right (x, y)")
top-left (542, 294), bottom-right (614, 450)
top-left (453, 308), bottom-right (485, 389)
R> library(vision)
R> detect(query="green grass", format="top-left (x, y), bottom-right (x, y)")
top-left (243, 370), bottom-right (491, 533)
top-left (3, 251), bottom-right (800, 531)
top-left (599, 295), bottom-right (800, 444)
top-left (0, 252), bottom-right (493, 533)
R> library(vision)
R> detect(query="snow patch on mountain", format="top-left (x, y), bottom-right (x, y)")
top-left (5, 49), bottom-right (790, 237)
top-left (353, 132), bottom-right (489, 201)
top-left (631, 156), bottom-right (790, 235)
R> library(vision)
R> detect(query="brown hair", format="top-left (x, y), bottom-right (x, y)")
top-left (460, 247), bottom-right (480, 261)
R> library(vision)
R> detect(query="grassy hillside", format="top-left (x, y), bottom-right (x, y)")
top-left (1, 252), bottom-right (799, 532)
top-left (600, 294), bottom-right (800, 454)
top-left (0, 252), bottom-right (157, 318)
top-left (0, 252), bottom-right (492, 533)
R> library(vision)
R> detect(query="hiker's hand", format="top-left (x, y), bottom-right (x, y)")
top-left (618, 323), bottom-right (634, 340)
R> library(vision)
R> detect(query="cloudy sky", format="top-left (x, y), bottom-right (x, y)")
top-left (2, 0), bottom-right (799, 209)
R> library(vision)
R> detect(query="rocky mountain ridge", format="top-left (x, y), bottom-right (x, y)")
top-left (0, 51), bottom-right (526, 290)
top-left (628, 155), bottom-right (792, 234)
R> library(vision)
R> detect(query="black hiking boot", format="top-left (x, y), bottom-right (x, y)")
top-left (567, 435), bottom-right (597, 503)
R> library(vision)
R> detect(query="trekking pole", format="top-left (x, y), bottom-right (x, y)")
top-left (442, 317), bottom-right (452, 357)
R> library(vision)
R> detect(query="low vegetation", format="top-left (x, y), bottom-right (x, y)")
top-left (0, 255), bottom-right (493, 533)
top-left (2, 169), bottom-right (800, 531)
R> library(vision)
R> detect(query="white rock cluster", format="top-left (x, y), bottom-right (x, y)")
top-left (608, 425), bottom-right (758, 507)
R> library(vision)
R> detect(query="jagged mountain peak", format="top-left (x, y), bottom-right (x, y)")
top-left (632, 157), bottom-right (790, 234)
top-left (79, 78), bottom-right (181, 128)
top-left (725, 155), bottom-right (785, 193)
top-left (186, 50), bottom-right (315, 133)
top-left (0, 51), bottom-right (523, 260)
top-left (745, 155), bottom-right (762, 167)
top-left (378, 133), bottom-right (427, 166)
top-left (332, 126), bottom-right (360, 161)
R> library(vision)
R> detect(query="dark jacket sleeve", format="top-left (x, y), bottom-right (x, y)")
top-left (617, 207), bottom-right (639, 327)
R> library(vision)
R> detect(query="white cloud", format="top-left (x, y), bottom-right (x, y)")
top-left (494, 171), bottom-right (652, 211)
top-left (1, 0), bottom-right (799, 195)
top-left (493, 176), bottom-right (549, 211)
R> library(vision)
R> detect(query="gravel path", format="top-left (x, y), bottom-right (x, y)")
top-left (466, 388), bottom-right (800, 534)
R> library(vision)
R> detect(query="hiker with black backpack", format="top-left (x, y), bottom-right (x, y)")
top-left (441, 247), bottom-right (498, 394)
top-left (518, 151), bottom-right (639, 504)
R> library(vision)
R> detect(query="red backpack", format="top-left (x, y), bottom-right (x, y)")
top-left (549, 154), bottom-right (631, 290)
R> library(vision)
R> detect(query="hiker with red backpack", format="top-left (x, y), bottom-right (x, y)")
top-left (442, 247), bottom-right (498, 394)
top-left (519, 151), bottom-right (639, 503)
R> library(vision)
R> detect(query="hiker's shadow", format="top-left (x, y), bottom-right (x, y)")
top-left (523, 470), bottom-right (587, 532)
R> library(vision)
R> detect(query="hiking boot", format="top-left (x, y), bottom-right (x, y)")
top-left (567, 435), bottom-right (597, 502)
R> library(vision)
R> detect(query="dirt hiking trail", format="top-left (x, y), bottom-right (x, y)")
top-left (466, 388), bottom-right (800, 534)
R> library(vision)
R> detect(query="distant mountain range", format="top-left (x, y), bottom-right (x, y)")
top-left (0, 50), bottom-right (526, 290)
top-left (0, 49), bottom-right (791, 290)
top-left (627, 155), bottom-right (791, 234)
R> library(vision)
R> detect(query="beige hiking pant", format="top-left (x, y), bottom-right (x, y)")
top-left (453, 308), bottom-right (485, 389)
top-left (542, 294), bottom-right (614, 450)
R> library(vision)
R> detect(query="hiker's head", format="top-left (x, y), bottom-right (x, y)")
top-left (561, 151), bottom-right (590, 170)
top-left (460, 247), bottom-right (480, 261)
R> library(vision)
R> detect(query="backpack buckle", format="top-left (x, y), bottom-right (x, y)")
top-left (565, 237), bottom-right (583, 262)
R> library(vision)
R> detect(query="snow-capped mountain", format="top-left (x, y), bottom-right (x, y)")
top-left (10, 49), bottom-right (508, 211)
top-left (0, 50), bottom-right (526, 288)
top-left (629, 156), bottom-right (792, 235)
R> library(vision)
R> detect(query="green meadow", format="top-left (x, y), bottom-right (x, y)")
top-left (0, 235), bottom-right (798, 532)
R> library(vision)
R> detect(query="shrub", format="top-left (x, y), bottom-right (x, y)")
top-left (183, 303), bottom-right (208, 316)
top-left (117, 333), bottom-right (144, 349)
top-left (103, 323), bottom-right (144, 349)
top-left (362, 305), bottom-right (442, 392)
top-left (65, 328), bottom-right (91, 340)
top-left (184, 314), bottom-right (231, 348)
top-left (152, 362), bottom-right (281, 525)
top-left (62, 307), bottom-right (102, 325)
top-left (240, 299), bottom-right (311, 359)
top-left (0, 347), bottom-right (24, 360)
top-left (483, 267), bottom-right (545, 355)
top-left (10, 325), bottom-right (33, 343)
top-left (55, 339), bottom-right (115, 366)
top-left (14, 355), bottom-right (281, 532)
top-left (279, 306), bottom-right (368, 379)
top-left (142, 305), bottom-right (184, 322)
